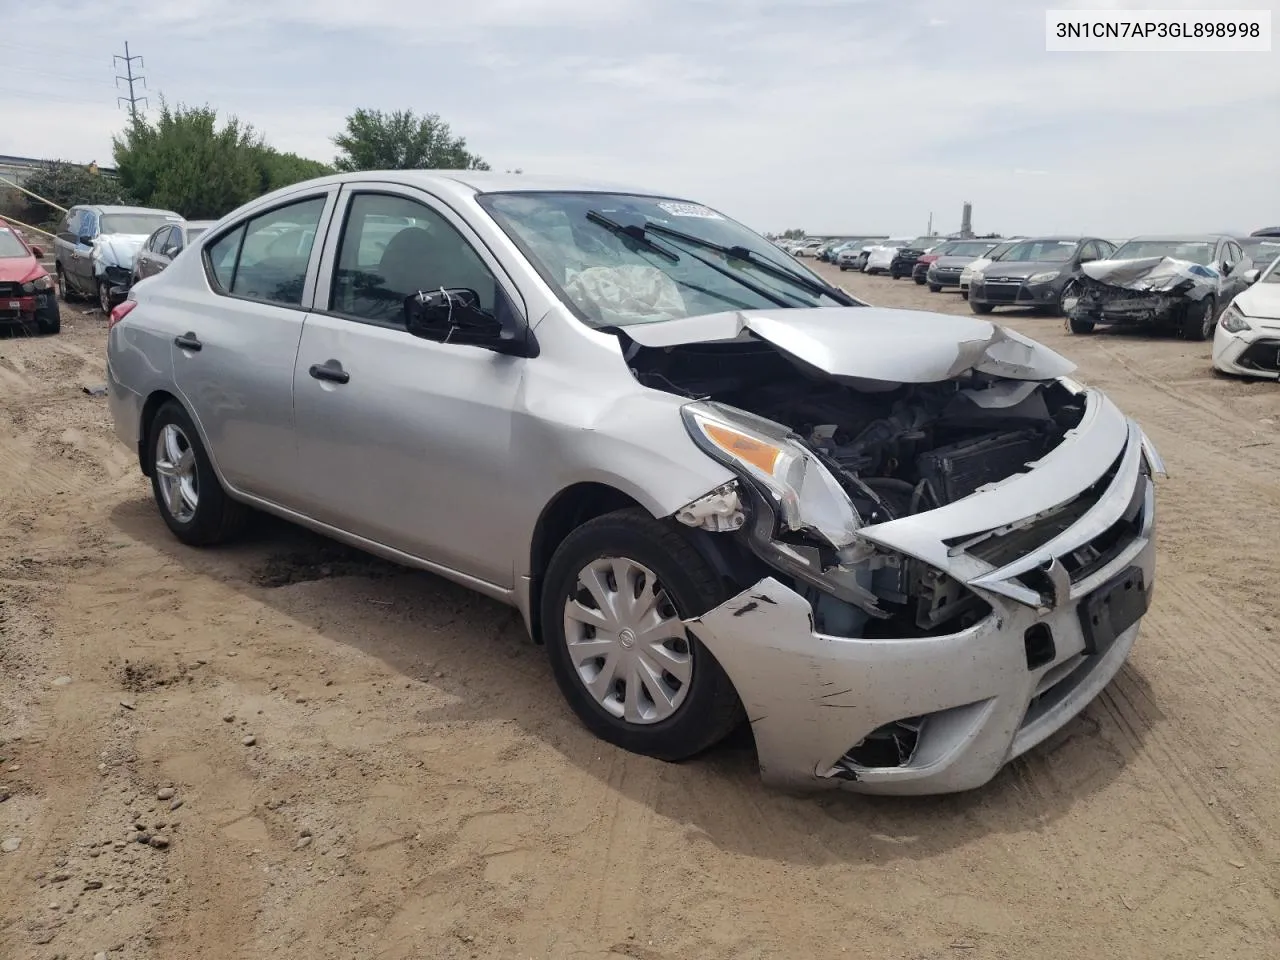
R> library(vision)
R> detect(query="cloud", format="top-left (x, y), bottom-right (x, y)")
top-left (2, 0), bottom-right (1276, 236)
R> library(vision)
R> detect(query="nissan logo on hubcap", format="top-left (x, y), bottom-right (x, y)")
top-left (618, 628), bottom-right (637, 649)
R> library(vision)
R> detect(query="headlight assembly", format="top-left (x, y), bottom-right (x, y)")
top-left (681, 401), bottom-right (862, 550)
top-left (1027, 270), bottom-right (1061, 284)
top-left (1219, 303), bottom-right (1251, 334)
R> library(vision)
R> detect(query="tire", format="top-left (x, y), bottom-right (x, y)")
top-left (970, 301), bottom-right (994, 315)
top-left (1069, 317), bottom-right (1096, 334)
top-left (56, 266), bottom-right (80, 303)
top-left (36, 299), bottom-right (61, 335)
top-left (541, 508), bottom-right (743, 762)
top-left (928, 284), bottom-right (942, 293)
top-left (839, 265), bottom-right (848, 272)
top-left (960, 290), bottom-right (968, 300)
top-left (145, 400), bottom-right (248, 546)
top-left (914, 276), bottom-right (926, 285)
top-left (1181, 295), bottom-right (1217, 341)
top-left (97, 280), bottom-right (113, 315)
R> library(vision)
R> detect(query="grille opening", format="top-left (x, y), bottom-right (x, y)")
top-left (1238, 339), bottom-right (1280, 373)
top-left (1024, 623), bottom-right (1056, 670)
top-left (839, 718), bottom-right (923, 770)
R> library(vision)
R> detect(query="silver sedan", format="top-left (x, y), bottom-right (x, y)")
top-left (106, 171), bottom-right (1164, 795)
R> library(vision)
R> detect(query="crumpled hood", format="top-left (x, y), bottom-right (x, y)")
top-left (1080, 257), bottom-right (1218, 301)
top-left (92, 234), bottom-right (150, 270)
top-left (1232, 281), bottom-right (1280, 321)
top-left (619, 307), bottom-right (1076, 384)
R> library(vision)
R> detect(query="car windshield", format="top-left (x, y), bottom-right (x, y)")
top-left (101, 213), bottom-right (177, 235)
top-left (1110, 240), bottom-right (1215, 265)
top-left (478, 192), bottom-right (847, 327)
top-left (910, 237), bottom-right (939, 248)
top-left (0, 229), bottom-right (28, 258)
top-left (997, 239), bottom-right (1078, 262)
top-left (949, 241), bottom-right (999, 257)
top-left (1241, 239), bottom-right (1280, 264)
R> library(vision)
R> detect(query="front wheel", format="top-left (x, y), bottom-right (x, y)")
top-left (928, 284), bottom-right (942, 293)
top-left (541, 509), bottom-right (743, 761)
top-left (97, 280), bottom-right (113, 315)
top-left (36, 298), bottom-right (61, 334)
top-left (146, 401), bottom-right (248, 546)
top-left (970, 301), bottom-right (994, 315)
top-left (1069, 317), bottom-right (1096, 334)
top-left (913, 275), bottom-right (926, 285)
top-left (1182, 295), bottom-right (1217, 341)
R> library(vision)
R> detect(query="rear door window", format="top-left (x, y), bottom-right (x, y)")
top-left (202, 196), bottom-right (326, 306)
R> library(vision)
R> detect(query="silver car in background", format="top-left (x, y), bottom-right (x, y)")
top-left (107, 171), bottom-right (1163, 795)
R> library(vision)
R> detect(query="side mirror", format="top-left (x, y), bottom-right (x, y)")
top-left (404, 288), bottom-right (517, 353)
top-left (78, 234), bottom-right (94, 246)
top-left (1221, 262), bottom-right (1233, 275)
top-left (30, 245), bottom-right (44, 259)
top-left (1243, 268), bottom-right (1261, 284)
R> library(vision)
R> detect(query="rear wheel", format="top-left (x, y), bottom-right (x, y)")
top-left (146, 401), bottom-right (248, 546)
top-left (97, 280), bottom-right (113, 315)
top-left (541, 509), bottom-right (743, 761)
top-left (1181, 295), bottom-right (1217, 341)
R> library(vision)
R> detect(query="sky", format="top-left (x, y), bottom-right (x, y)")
top-left (3, 0), bottom-right (1278, 237)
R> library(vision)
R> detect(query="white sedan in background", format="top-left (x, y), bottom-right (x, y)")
top-left (864, 237), bottom-right (912, 275)
top-left (959, 238), bottom-right (1023, 299)
top-left (1213, 255), bottom-right (1280, 379)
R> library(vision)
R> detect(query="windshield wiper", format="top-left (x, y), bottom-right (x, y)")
top-left (640, 222), bottom-right (859, 305)
top-left (585, 211), bottom-right (793, 309)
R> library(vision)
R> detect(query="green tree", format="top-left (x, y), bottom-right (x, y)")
top-left (257, 147), bottom-right (333, 194)
top-left (19, 160), bottom-right (130, 227)
top-left (114, 102), bottom-right (263, 219)
top-left (113, 101), bottom-right (334, 219)
top-left (332, 108), bottom-right (489, 172)
top-left (780, 228), bottom-right (806, 239)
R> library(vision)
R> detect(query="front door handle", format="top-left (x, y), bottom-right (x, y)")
top-left (308, 360), bottom-right (350, 384)
top-left (174, 333), bottom-right (202, 351)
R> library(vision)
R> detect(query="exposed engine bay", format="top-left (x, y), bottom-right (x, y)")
top-left (625, 335), bottom-right (1089, 639)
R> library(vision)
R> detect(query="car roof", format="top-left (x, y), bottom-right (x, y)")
top-left (78, 204), bottom-right (183, 217)
top-left (304, 170), bottom-right (668, 198)
top-left (183, 220), bottom-right (217, 229)
top-left (1123, 234), bottom-right (1228, 243)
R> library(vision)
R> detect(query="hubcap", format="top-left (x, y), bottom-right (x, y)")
top-left (562, 557), bottom-right (693, 725)
top-left (154, 423), bottom-right (199, 523)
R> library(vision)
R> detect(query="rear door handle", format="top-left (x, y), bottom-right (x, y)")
top-left (174, 333), bottom-right (202, 351)
top-left (308, 360), bottom-right (350, 384)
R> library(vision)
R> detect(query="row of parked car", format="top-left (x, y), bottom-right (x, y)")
top-left (778, 230), bottom-right (1280, 378)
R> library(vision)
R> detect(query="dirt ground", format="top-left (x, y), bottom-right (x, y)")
top-left (1, 271), bottom-right (1278, 960)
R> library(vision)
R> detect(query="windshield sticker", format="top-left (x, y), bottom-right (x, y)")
top-left (656, 202), bottom-right (724, 220)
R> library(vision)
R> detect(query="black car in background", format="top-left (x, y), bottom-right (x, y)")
top-left (969, 236), bottom-right (1116, 315)
top-left (889, 236), bottom-right (945, 279)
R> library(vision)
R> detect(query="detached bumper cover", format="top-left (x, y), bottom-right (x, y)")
top-left (688, 389), bottom-right (1159, 795)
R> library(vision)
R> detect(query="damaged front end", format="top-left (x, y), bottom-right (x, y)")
top-left (628, 311), bottom-right (1161, 794)
top-left (1067, 257), bottom-right (1218, 329)
top-left (91, 235), bottom-right (147, 305)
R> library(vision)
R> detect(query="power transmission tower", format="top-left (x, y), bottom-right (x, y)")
top-left (114, 42), bottom-right (148, 121)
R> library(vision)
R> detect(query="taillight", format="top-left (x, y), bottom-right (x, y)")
top-left (108, 300), bottom-right (137, 329)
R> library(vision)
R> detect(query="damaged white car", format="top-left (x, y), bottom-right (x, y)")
top-left (105, 172), bottom-right (1164, 795)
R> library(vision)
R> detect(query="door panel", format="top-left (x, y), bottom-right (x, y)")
top-left (71, 210), bottom-right (97, 293)
top-left (293, 315), bottom-right (522, 583)
top-left (172, 191), bottom-right (336, 505)
top-left (292, 187), bottom-right (528, 585)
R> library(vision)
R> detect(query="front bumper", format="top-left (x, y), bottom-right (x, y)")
top-left (689, 394), bottom-right (1159, 795)
top-left (970, 277), bottom-right (1062, 308)
top-left (1212, 319), bottom-right (1280, 379)
top-left (928, 267), bottom-right (964, 288)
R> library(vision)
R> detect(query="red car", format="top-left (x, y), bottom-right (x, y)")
top-left (0, 223), bottom-right (60, 334)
